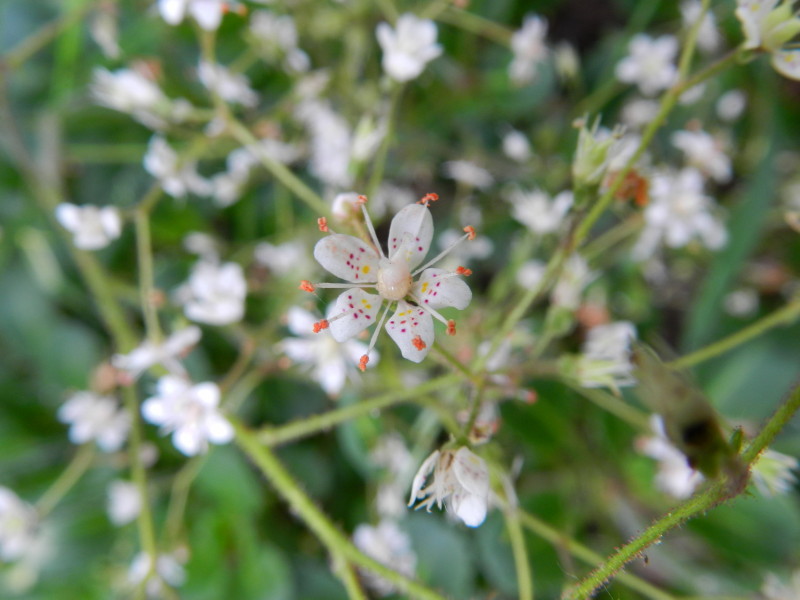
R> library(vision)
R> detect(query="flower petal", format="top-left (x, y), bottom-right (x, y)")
top-left (413, 268), bottom-right (472, 310)
top-left (408, 450), bottom-right (440, 506)
top-left (385, 301), bottom-right (434, 362)
top-left (314, 234), bottom-right (380, 283)
top-left (328, 289), bottom-right (382, 342)
top-left (450, 492), bottom-right (487, 527)
top-left (387, 204), bottom-right (433, 269)
top-left (452, 447), bottom-right (489, 498)
top-left (772, 49), bottom-right (800, 81)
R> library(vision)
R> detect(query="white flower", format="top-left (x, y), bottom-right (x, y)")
top-left (576, 321), bottom-right (637, 390)
top-left (279, 306), bottom-right (378, 396)
top-left (434, 227), bottom-right (492, 271)
top-left (254, 239), bottom-right (313, 277)
top-left (552, 254), bottom-right (594, 310)
top-left (735, 0), bottom-right (800, 80)
top-left (762, 569), bottom-right (800, 600)
top-left (0, 488), bottom-right (38, 562)
top-left (352, 520), bottom-right (417, 596)
top-left (91, 67), bottom-right (171, 129)
top-left (143, 136), bottom-right (212, 198)
top-left (516, 259), bottom-right (547, 291)
top-left (621, 98), bottom-right (661, 129)
top-left (507, 187), bottom-right (573, 234)
top-left (249, 10), bottom-right (309, 73)
top-left (509, 14), bottom-right (549, 84)
top-left (158, 0), bottom-right (226, 30)
top-left (772, 48), bottom-right (800, 79)
top-left (198, 61), bottom-right (258, 107)
top-left (442, 160), bottom-right (494, 190)
top-left (407, 447), bottom-right (490, 527)
top-left (716, 89), bottom-right (747, 121)
top-left (681, 1), bottom-right (721, 54)
top-left (615, 34), bottom-right (678, 96)
top-left (55, 203), bottom-right (121, 250)
top-left (112, 326), bottom-right (202, 380)
top-left (376, 14), bottom-right (442, 82)
top-left (58, 391), bottom-right (130, 452)
top-left (638, 414), bottom-right (704, 498)
top-left (142, 376), bottom-right (233, 456)
top-left (128, 551), bottom-right (187, 597)
top-left (723, 288), bottom-right (759, 317)
top-left (633, 168), bottom-right (727, 259)
top-left (502, 129), bottom-right (532, 162)
top-left (752, 448), bottom-right (798, 496)
top-left (671, 129), bottom-right (732, 183)
top-left (90, 7), bottom-right (120, 59)
top-left (177, 260), bottom-right (247, 326)
top-left (294, 99), bottom-right (353, 188)
top-left (303, 195), bottom-right (473, 367)
top-left (107, 480), bottom-right (142, 526)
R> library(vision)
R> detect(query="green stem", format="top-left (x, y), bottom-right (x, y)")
top-left (563, 382), bottom-right (800, 599)
top-left (257, 373), bottom-right (462, 446)
top-left (668, 299), bottom-right (800, 370)
top-left (437, 6), bottom-right (513, 46)
top-left (228, 119), bottom-right (329, 217)
top-left (35, 443), bottom-right (95, 518)
top-left (135, 208), bottom-right (162, 343)
top-left (165, 456), bottom-right (206, 544)
top-left (234, 423), bottom-right (450, 600)
top-left (367, 84), bottom-right (403, 198)
top-left (498, 481), bottom-right (534, 600)
top-left (564, 381), bottom-right (652, 431)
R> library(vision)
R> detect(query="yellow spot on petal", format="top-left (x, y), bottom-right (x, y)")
top-left (421, 282), bottom-right (429, 292)
top-left (362, 265), bottom-right (370, 274)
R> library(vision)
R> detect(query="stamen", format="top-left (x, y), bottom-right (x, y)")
top-left (463, 225), bottom-right (476, 241)
top-left (358, 354), bottom-right (369, 371)
top-left (446, 320), bottom-right (456, 336)
top-left (455, 267), bottom-right (472, 276)
top-left (410, 294), bottom-right (450, 326)
top-left (317, 217), bottom-right (328, 232)
top-left (314, 282), bottom-right (372, 289)
top-left (412, 335), bottom-right (426, 351)
top-left (418, 192), bottom-right (439, 207)
top-left (412, 232), bottom-right (471, 276)
top-left (313, 319), bottom-right (329, 333)
top-left (299, 280), bottom-right (315, 292)
top-left (359, 197), bottom-right (386, 259)
top-left (363, 302), bottom-right (393, 363)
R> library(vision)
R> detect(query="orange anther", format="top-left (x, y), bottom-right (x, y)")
top-left (412, 335), bottom-right (427, 350)
top-left (446, 320), bottom-right (456, 336)
top-left (358, 354), bottom-right (369, 371)
top-left (455, 266), bottom-right (472, 276)
top-left (418, 192), bottom-right (439, 206)
top-left (313, 319), bottom-right (329, 333)
top-left (299, 280), bottom-right (315, 293)
top-left (356, 194), bottom-right (368, 205)
top-left (463, 226), bottom-right (476, 240)
top-left (317, 217), bottom-right (328, 232)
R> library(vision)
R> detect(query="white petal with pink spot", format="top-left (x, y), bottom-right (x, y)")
top-left (328, 288), bottom-right (383, 342)
top-left (314, 234), bottom-right (380, 283)
top-left (385, 300), bottom-right (434, 362)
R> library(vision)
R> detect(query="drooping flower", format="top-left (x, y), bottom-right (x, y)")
top-left (55, 203), bottom-right (122, 250)
top-left (141, 375), bottom-right (233, 456)
top-left (508, 14), bottom-right (549, 84)
top-left (111, 326), bottom-right (202, 380)
top-left (279, 306), bottom-right (378, 396)
top-left (637, 414), bottom-right (704, 499)
top-left (575, 321), bottom-right (637, 391)
top-left (107, 480), bottom-right (142, 526)
top-left (615, 34), bottom-right (678, 96)
top-left (301, 195), bottom-right (474, 368)
top-left (176, 260), bottom-right (247, 325)
top-left (143, 136), bottom-right (211, 198)
top-left (751, 448), bottom-right (798, 496)
top-left (352, 520), bottom-right (417, 596)
top-left (671, 129), bottom-right (732, 183)
top-left (735, 0), bottom-right (800, 80)
top-left (58, 391), bottom-right (131, 452)
top-left (507, 187), bottom-right (573, 234)
top-left (407, 446), bottom-right (490, 527)
top-left (0, 488), bottom-right (38, 562)
top-left (376, 14), bottom-right (442, 82)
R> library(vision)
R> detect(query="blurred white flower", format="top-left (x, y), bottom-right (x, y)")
top-left (615, 34), bottom-right (678, 96)
top-left (638, 414), bottom-right (704, 498)
top-left (507, 187), bottom-right (573, 234)
top-left (716, 89), bottom-right (747, 122)
top-left (681, 1), bottom-right (720, 54)
top-left (371, 184), bottom-right (417, 221)
top-left (90, 6), bottom-right (120, 59)
top-left (55, 203), bottom-right (121, 250)
top-left (633, 168), bottom-right (727, 259)
top-left (376, 14), bottom-right (442, 82)
top-left (735, 0), bottom-right (800, 80)
top-left (407, 446), bottom-right (490, 527)
top-left (509, 14), bottom-right (549, 84)
top-left (434, 227), bottom-right (492, 271)
top-left (198, 61), bottom-right (258, 107)
top-left (516, 259), bottom-right (547, 291)
top-left (91, 67), bottom-right (172, 129)
top-left (143, 136), bottom-right (212, 198)
top-left (107, 480), bottom-right (142, 526)
top-left (0, 488), bottom-right (38, 562)
top-left (723, 288), bottom-right (760, 317)
top-left (621, 98), bottom-right (660, 129)
top-left (128, 550), bottom-right (187, 597)
top-left (353, 520), bottom-right (417, 596)
top-left (671, 129), bottom-right (732, 183)
top-left (58, 391), bottom-right (130, 452)
top-left (552, 253), bottom-right (594, 310)
top-left (158, 0), bottom-right (226, 30)
top-left (576, 321), bottom-right (637, 391)
top-left (502, 129), bottom-right (532, 162)
top-left (442, 160), bottom-right (494, 190)
top-left (331, 191), bottom-right (363, 222)
top-left (254, 239), bottom-right (313, 277)
top-left (177, 260), bottom-right (247, 325)
top-left (142, 376), bottom-right (233, 456)
top-left (295, 99), bottom-right (353, 188)
top-left (249, 10), bottom-right (310, 73)
top-left (752, 448), bottom-right (798, 496)
top-left (762, 569), bottom-right (800, 600)
top-left (112, 326), bottom-right (202, 380)
top-left (279, 306), bottom-right (378, 396)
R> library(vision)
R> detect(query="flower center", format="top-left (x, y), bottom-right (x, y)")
top-left (376, 258), bottom-right (412, 301)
